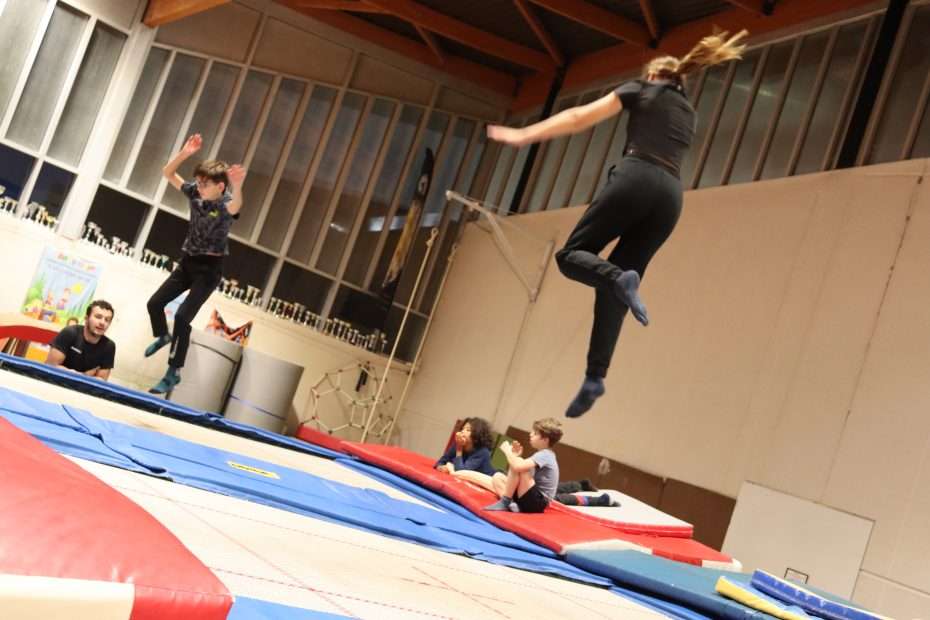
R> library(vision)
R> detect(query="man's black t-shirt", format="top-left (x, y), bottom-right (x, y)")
top-left (50, 325), bottom-right (116, 373)
top-left (614, 79), bottom-right (696, 172)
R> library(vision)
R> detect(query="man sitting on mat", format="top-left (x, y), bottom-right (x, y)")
top-left (45, 300), bottom-right (116, 380)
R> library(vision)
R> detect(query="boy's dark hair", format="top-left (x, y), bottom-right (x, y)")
top-left (533, 417), bottom-right (563, 446)
top-left (193, 160), bottom-right (230, 190)
top-left (465, 417), bottom-right (494, 451)
top-left (86, 299), bottom-right (114, 318)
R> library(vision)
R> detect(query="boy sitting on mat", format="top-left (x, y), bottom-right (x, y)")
top-left (481, 417), bottom-right (562, 514)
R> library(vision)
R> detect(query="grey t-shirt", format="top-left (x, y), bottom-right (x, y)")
top-left (180, 180), bottom-right (236, 256)
top-left (531, 448), bottom-right (559, 500)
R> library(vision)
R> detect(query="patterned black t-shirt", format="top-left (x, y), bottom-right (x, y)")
top-left (180, 181), bottom-right (237, 256)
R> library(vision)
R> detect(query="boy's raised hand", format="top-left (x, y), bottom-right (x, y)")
top-left (227, 164), bottom-right (246, 186)
top-left (182, 134), bottom-right (202, 156)
top-left (511, 440), bottom-right (523, 456)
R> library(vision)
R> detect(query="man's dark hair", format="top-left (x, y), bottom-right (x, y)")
top-left (86, 299), bottom-right (114, 318)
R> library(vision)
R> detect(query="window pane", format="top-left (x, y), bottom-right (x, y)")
top-left (548, 92), bottom-right (599, 210)
top-left (27, 162), bottom-right (74, 219)
top-left (448, 128), bottom-right (486, 221)
top-left (258, 85), bottom-right (337, 252)
top-left (485, 144), bottom-right (516, 206)
top-left (330, 285), bottom-right (389, 334)
top-left (7, 4), bottom-right (87, 150)
top-left (317, 98), bottom-right (395, 275)
top-left (216, 70), bottom-right (273, 165)
top-left (162, 61), bottom-right (239, 212)
top-left (0, 0), bottom-right (50, 121)
top-left (761, 32), bottom-right (830, 180)
top-left (384, 305), bottom-right (426, 363)
top-left (419, 217), bottom-right (461, 314)
top-left (87, 186), bottom-right (150, 246)
top-left (570, 108), bottom-right (620, 206)
top-left (370, 111), bottom-right (448, 296)
top-left (343, 105), bottom-right (421, 286)
top-left (144, 210), bottom-right (188, 261)
top-left (418, 131), bottom-right (486, 313)
top-left (232, 77), bottom-right (305, 239)
top-left (698, 51), bottom-right (761, 188)
top-left (49, 24), bottom-right (125, 166)
top-left (796, 21), bottom-right (872, 174)
top-left (868, 6), bottom-right (930, 164)
top-left (224, 239), bottom-right (275, 293)
top-left (911, 98), bottom-right (930, 159)
top-left (0, 142), bottom-right (36, 207)
top-left (424, 118), bottom-right (473, 226)
top-left (104, 47), bottom-right (169, 183)
top-left (393, 117), bottom-right (474, 305)
top-left (682, 65), bottom-right (727, 186)
top-left (287, 91), bottom-right (366, 264)
top-left (527, 98), bottom-right (576, 212)
top-left (272, 263), bottom-right (332, 314)
top-left (127, 53), bottom-right (206, 197)
top-left (500, 145), bottom-right (531, 212)
top-left (729, 42), bottom-right (795, 184)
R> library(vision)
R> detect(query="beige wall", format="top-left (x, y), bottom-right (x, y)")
top-left (405, 158), bottom-right (930, 618)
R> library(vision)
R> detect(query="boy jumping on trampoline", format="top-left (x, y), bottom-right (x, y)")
top-left (145, 133), bottom-right (245, 394)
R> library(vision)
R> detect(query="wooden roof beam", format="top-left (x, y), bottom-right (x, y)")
top-left (143, 0), bottom-right (230, 27)
top-left (415, 24), bottom-right (445, 64)
top-left (725, 0), bottom-right (769, 16)
top-left (527, 0), bottom-right (652, 47)
top-left (284, 2), bottom-right (518, 95)
top-left (364, 0), bottom-right (556, 71)
top-left (511, 0), bottom-right (877, 111)
top-left (290, 1), bottom-right (390, 12)
top-left (514, 0), bottom-right (565, 66)
top-left (638, 0), bottom-right (660, 41)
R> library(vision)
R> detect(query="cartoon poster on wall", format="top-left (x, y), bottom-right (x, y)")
top-left (21, 247), bottom-right (102, 326)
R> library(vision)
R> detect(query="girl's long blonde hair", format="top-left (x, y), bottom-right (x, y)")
top-left (644, 30), bottom-right (749, 81)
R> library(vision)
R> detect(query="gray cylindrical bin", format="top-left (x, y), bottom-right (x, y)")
top-left (168, 330), bottom-right (242, 413)
top-left (224, 348), bottom-right (303, 433)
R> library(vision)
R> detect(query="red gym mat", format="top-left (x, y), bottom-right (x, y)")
top-left (341, 441), bottom-right (738, 568)
top-left (0, 418), bottom-right (232, 619)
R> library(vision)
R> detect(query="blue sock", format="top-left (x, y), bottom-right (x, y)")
top-left (613, 270), bottom-right (649, 326)
top-left (566, 375), bottom-right (605, 418)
